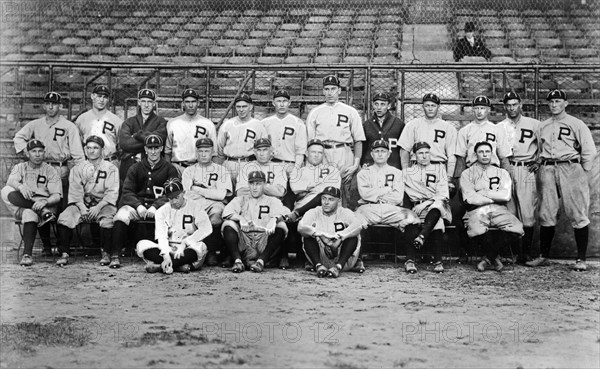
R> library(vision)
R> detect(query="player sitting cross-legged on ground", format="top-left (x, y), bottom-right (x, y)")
top-left (55, 135), bottom-right (119, 266)
top-left (221, 171), bottom-right (288, 273)
top-left (136, 178), bottom-right (210, 274)
top-left (402, 142), bottom-right (452, 273)
top-left (297, 186), bottom-right (364, 278)
top-left (460, 141), bottom-right (524, 272)
top-left (1, 140), bottom-right (62, 266)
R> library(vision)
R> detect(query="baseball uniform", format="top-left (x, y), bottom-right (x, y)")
top-left (455, 120), bottom-right (511, 167)
top-left (290, 163), bottom-right (341, 209)
top-left (165, 113), bottom-right (217, 170)
top-left (403, 163), bottom-right (452, 230)
top-left (399, 117), bottom-right (458, 173)
top-left (262, 113), bottom-right (307, 164)
top-left (75, 109), bottom-right (123, 162)
top-left (217, 117), bottom-right (266, 181)
top-left (362, 111), bottom-right (405, 168)
top-left (236, 161), bottom-right (288, 199)
top-left (182, 162), bottom-right (232, 226)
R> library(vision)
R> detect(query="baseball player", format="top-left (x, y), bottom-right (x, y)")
top-left (297, 186), bottom-right (364, 278)
top-left (236, 138), bottom-right (288, 200)
top-left (216, 93), bottom-right (267, 183)
top-left (118, 89), bottom-right (168, 181)
top-left (305, 75), bottom-right (366, 208)
top-left (136, 178), bottom-right (210, 274)
top-left (181, 137), bottom-right (232, 266)
top-left (14, 92), bottom-right (85, 207)
top-left (497, 91), bottom-right (541, 264)
top-left (165, 88), bottom-right (218, 174)
top-left (111, 134), bottom-right (179, 268)
top-left (403, 142), bottom-right (452, 273)
top-left (460, 141), bottom-right (524, 272)
top-left (1, 140), bottom-right (62, 265)
top-left (221, 171), bottom-right (288, 273)
top-left (528, 90), bottom-right (597, 271)
top-left (361, 92), bottom-right (404, 168)
top-left (74, 85), bottom-right (123, 168)
top-left (55, 135), bottom-right (119, 266)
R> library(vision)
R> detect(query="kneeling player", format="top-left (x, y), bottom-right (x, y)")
top-left (136, 178), bottom-right (210, 274)
top-left (298, 186), bottom-right (364, 278)
top-left (221, 171), bottom-right (288, 273)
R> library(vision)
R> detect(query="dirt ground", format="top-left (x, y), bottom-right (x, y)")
top-left (1, 247), bottom-right (599, 369)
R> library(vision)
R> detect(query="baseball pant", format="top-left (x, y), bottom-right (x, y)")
top-left (57, 204), bottom-right (117, 229)
top-left (323, 145), bottom-right (356, 208)
top-left (184, 195), bottom-right (225, 226)
top-left (463, 204), bottom-right (524, 238)
top-left (222, 225), bottom-right (285, 267)
top-left (507, 164), bottom-right (538, 227)
top-left (473, 229), bottom-right (520, 263)
top-left (136, 239), bottom-right (207, 271)
top-left (356, 203), bottom-right (421, 231)
top-left (1, 186), bottom-right (58, 225)
top-left (538, 162), bottom-right (590, 229)
top-left (302, 236), bottom-right (360, 271)
top-left (412, 200), bottom-right (452, 231)
top-left (49, 163), bottom-right (69, 209)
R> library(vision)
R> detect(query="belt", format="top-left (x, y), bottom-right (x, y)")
top-left (173, 161), bottom-right (196, 168)
top-left (271, 158), bottom-right (295, 163)
top-left (225, 155), bottom-right (255, 162)
top-left (542, 159), bottom-right (580, 166)
top-left (47, 160), bottom-right (67, 166)
top-left (104, 154), bottom-right (119, 162)
top-left (510, 160), bottom-right (535, 167)
top-left (430, 160), bottom-right (447, 165)
top-left (323, 143), bottom-right (349, 149)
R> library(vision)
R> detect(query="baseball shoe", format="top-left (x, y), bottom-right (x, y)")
top-left (109, 256), bottom-right (121, 269)
top-left (279, 256), bottom-right (290, 270)
top-left (352, 259), bottom-right (366, 273)
top-left (175, 264), bottom-right (191, 273)
top-left (477, 257), bottom-right (491, 272)
top-left (433, 261), bottom-right (444, 273)
top-left (41, 248), bottom-right (54, 257)
top-left (525, 256), bottom-right (549, 267)
top-left (205, 252), bottom-right (218, 267)
top-left (56, 253), bottom-right (69, 266)
top-left (516, 254), bottom-right (532, 265)
top-left (573, 259), bottom-right (587, 272)
top-left (494, 257), bottom-right (504, 272)
top-left (326, 264), bottom-right (341, 278)
top-left (404, 260), bottom-right (417, 274)
top-left (304, 261), bottom-right (315, 272)
top-left (231, 259), bottom-right (245, 273)
top-left (316, 264), bottom-right (328, 278)
top-left (99, 251), bottom-right (111, 266)
top-left (20, 254), bottom-right (33, 266)
top-left (283, 211), bottom-right (299, 223)
top-left (413, 235), bottom-right (425, 250)
top-left (145, 263), bottom-right (162, 273)
top-left (250, 260), bottom-right (264, 273)
top-left (38, 210), bottom-right (56, 227)
top-left (220, 256), bottom-right (232, 268)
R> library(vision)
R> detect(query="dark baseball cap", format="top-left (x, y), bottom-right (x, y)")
top-left (472, 95), bottom-right (491, 107)
top-left (502, 91), bottom-right (521, 103)
top-left (422, 93), bottom-right (441, 105)
top-left (412, 141), bottom-right (431, 153)
top-left (248, 170), bottom-right (266, 183)
top-left (164, 178), bottom-right (184, 198)
top-left (44, 92), bottom-right (61, 104)
top-left (254, 138), bottom-right (272, 149)
top-left (144, 134), bottom-right (164, 147)
top-left (474, 141), bottom-right (492, 152)
top-left (85, 135), bottom-right (105, 148)
top-left (234, 92), bottom-right (253, 104)
top-left (273, 89), bottom-right (290, 100)
top-left (138, 89), bottom-right (156, 100)
top-left (321, 186), bottom-right (341, 198)
top-left (322, 75), bottom-right (340, 87)
top-left (195, 137), bottom-right (213, 148)
top-left (546, 89), bottom-right (567, 101)
top-left (27, 139), bottom-right (45, 151)
top-left (92, 85), bottom-right (110, 96)
top-left (371, 139), bottom-right (389, 150)
top-left (182, 88), bottom-right (199, 100)
top-left (372, 92), bottom-right (390, 102)
top-left (307, 138), bottom-right (325, 148)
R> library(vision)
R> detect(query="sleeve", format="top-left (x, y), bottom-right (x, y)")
top-left (186, 206), bottom-right (212, 244)
top-left (455, 126), bottom-right (468, 157)
top-left (337, 208), bottom-right (364, 239)
top-left (13, 123), bottom-right (33, 154)
top-left (216, 121), bottom-right (228, 158)
top-left (295, 119), bottom-right (308, 156)
top-left (272, 198), bottom-right (289, 218)
top-left (356, 168), bottom-right (390, 203)
top-left (6, 164), bottom-right (23, 190)
top-left (74, 115), bottom-right (85, 142)
top-left (383, 170), bottom-right (405, 205)
top-left (151, 164), bottom-right (179, 209)
top-left (67, 124), bottom-right (85, 163)
top-left (290, 168), bottom-right (309, 194)
top-left (434, 166), bottom-right (449, 201)
top-left (459, 169), bottom-right (491, 205)
top-left (45, 166), bottom-right (63, 197)
top-left (265, 164), bottom-right (288, 197)
top-left (305, 109), bottom-right (317, 141)
top-left (181, 166), bottom-right (193, 191)
top-left (445, 125), bottom-right (458, 157)
top-left (207, 120), bottom-right (219, 155)
top-left (350, 108), bottom-right (366, 142)
top-left (164, 120), bottom-right (173, 155)
top-left (576, 121), bottom-right (598, 171)
top-left (102, 165), bottom-right (120, 206)
top-left (136, 115), bottom-right (167, 142)
top-left (297, 209), bottom-right (318, 237)
top-left (495, 127), bottom-right (512, 159)
top-left (397, 121), bottom-right (414, 151)
top-left (67, 164), bottom-right (86, 207)
top-left (222, 197), bottom-right (242, 219)
top-left (154, 207), bottom-right (171, 253)
top-left (118, 118), bottom-right (144, 152)
top-left (119, 165), bottom-right (143, 208)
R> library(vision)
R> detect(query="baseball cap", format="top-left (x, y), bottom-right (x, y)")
top-left (248, 171), bottom-right (266, 183)
top-left (412, 141), bottom-right (431, 153)
top-left (307, 138), bottom-right (324, 148)
top-left (253, 138), bottom-right (272, 149)
top-left (92, 85), bottom-right (110, 96)
top-left (322, 75), bottom-right (340, 87)
top-left (44, 92), bottom-right (61, 104)
top-left (273, 89), bottom-right (290, 100)
top-left (474, 141), bottom-right (492, 152)
top-left (372, 92), bottom-right (390, 102)
top-left (321, 186), bottom-right (341, 198)
top-left (472, 95), bottom-right (491, 107)
top-left (422, 93), bottom-right (441, 105)
top-left (27, 139), bottom-right (45, 151)
top-left (195, 137), bottom-right (213, 148)
top-left (371, 139), bottom-right (389, 150)
top-left (234, 92), bottom-right (253, 104)
top-left (144, 134), bottom-right (164, 147)
top-left (164, 178), bottom-right (184, 198)
top-left (182, 88), bottom-right (199, 100)
top-left (546, 89), bottom-right (567, 101)
top-left (85, 135), bottom-right (105, 148)
top-left (138, 89), bottom-right (156, 100)
top-left (503, 91), bottom-right (521, 104)
top-left (464, 21), bottom-right (476, 33)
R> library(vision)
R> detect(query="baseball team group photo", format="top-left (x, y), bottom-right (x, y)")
top-left (1, 0), bottom-right (598, 368)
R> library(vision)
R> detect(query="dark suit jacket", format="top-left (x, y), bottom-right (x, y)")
top-left (453, 37), bottom-right (492, 61)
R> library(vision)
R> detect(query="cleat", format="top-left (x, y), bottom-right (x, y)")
top-left (352, 259), bottom-right (366, 273)
top-left (433, 261), bottom-right (444, 273)
top-left (413, 235), bottom-right (425, 250)
top-left (56, 253), bottom-right (69, 266)
top-left (145, 263), bottom-right (162, 273)
top-left (573, 259), bottom-right (587, 271)
top-left (477, 257), bottom-right (491, 272)
top-left (250, 260), bottom-right (264, 273)
top-left (525, 256), bottom-right (549, 267)
top-left (326, 264), bottom-right (341, 278)
top-left (231, 260), bottom-right (245, 273)
top-left (20, 254), bottom-right (33, 266)
top-left (279, 256), bottom-right (290, 270)
top-left (316, 264), bottom-right (328, 278)
top-left (220, 256), bottom-right (232, 268)
top-left (108, 256), bottom-right (121, 269)
top-left (99, 251), bottom-right (110, 266)
top-left (405, 260), bottom-right (417, 274)
top-left (205, 252), bottom-right (218, 267)
top-left (516, 254), bottom-right (532, 265)
top-left (304, 261), bottom-right (315, 272)
top-left (494, 257), bottom-right (504, 272)
top-left (38, 211), bottom-right (56, 227)
top-left (175, 264), bottom-right (191, 273)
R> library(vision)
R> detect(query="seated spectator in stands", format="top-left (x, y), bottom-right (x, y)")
top-left (453, 22), bottom-right (492, 62)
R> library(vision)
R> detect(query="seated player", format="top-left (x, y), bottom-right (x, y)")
top-left (297, 186), bottom-right (364, 278)
top-left (181, 137), bottom-right (233, 266)
top-left (1, 140), bottom-right (62, 265)
top-left (56, 136), bottom-right (119, 266)
top-left (221, 171), bottom-right (288, 273)
top-left (111, 135), bottom-right (179, 268)
top-left (136, 178), bottom-right (210, 274)
top-left (460, 141), bottom-right (524, 272)
top-left (403, 142), bottom-right (452, 273)
top-left (236, 138), bottom-right (288, 200)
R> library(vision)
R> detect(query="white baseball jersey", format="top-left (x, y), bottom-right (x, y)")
top-left (236, 161), bottom-right (288, 198)
top-left (403, 163), bottom-right (449, 202)
top-left (14, 117), bottom-right (85, 163)
top-left (290, 163), bottom-right (341, 208)
top-left (68, 160), bottom-right (119, 207)
top-left (398, 117), bottom-right (457, 162)
top-left (7, 162), bottom-right (62, 199)
top-left (455, 121), bottom-right (511, 166)
top-left (306, 102), bottom-right (366, 144)
top-left (75, 109), bottom-right (123, 157)
top-left (154, 199), bottom-right (212, 249)
top-left (299, 205), bottom-right (363, 240)
top-left (356, 164), bottom-right (404, 205)
top-left (165, 113), bottom-right (217, 162)
top-left (217, 117), bottom-right (266, 158)
top-left (223, 194), bottom-right (288, 230)
top-left (181, 162), bottom-right (233, 199)
top-left (261, 113), bottom-right (308, 162)
top-left (460, 163), bottom-right (512, 206)
top-left (497, 116), bottom-right (540, 162)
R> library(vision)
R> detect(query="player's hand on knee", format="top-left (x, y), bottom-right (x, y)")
top-left (173, 246), bottom-right (185, 260)
top-left (136, 205), bottom-right (147, 219)
top-left (18, 185), bottom-right (33, 200)
top-left (146, 206), bottom-right (156, 218)
top-left (87, 205), bottom-right (101, 220)
top-left (32, 199), bottom-right (47, 212)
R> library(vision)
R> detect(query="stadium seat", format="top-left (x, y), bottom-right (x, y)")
top-left (75, 46), bottom-right (97, 57)
top-left (235, 46), bottom-right (261, 57)
top-left (47, 45), bottom-right (72, 55)
top-left (329, 23), bottom-right (352, 30)
top-left (172, 56), bottom-right (197, 64)
top-left (21, 44), bottom-right (45, 55)
top-left (284, 56), bottom-right (311, 64)
top-left (318, 47), bottom-right (343, 56)
top-left (490, 47), bottom-right (513, 57)
top-left (571, 48), bottom-right (598, 59)
top-left (280, 24), bottom-right (302, 32)
top-left (374, 46), bottom-right (399, 56)
top-left (256, 23), bottom-right (278, 32)
top-left (348, 38), bottom-right (374, 47)
top-left (180, 46), bottom-right (206, 57)
top-left (325, 30), bottom-right (347, 39)
top-left (138, 37), bottom-right (158, 47)
top-left (88, 37), bottom-right (111, 47)
top-left (208, 46), bottom-right (234, 57)
top-left (155, 46), bottom-right (177, 57)
top-left (485, 39), bottom-right (508, 48)
top-left (291, 47), bottom-right (317, 57)
top-left (191, 38), bottom-right (214, 47)
top-left (511, 38), bottom-right (536, 48)
top-left (514, 48), bottom-right (540, 59)
top-left (174, 31), bottom-right (195, 40)
top-left (227, 56), bottom-right (255, 65)
top-left (101, 46), bottom-right (123, 57)
top-left (352, 30), bottom-right (373, 39)
top-left (75, 30), bottom-right (96, 39)
top-left (295, 38), bottom-right (320, 47)
top-left (216, 39), bottom-right (241, 47)
top-left (129, 47), bottom-right (153, 58)
top-left (200, 30), bottom-right (222, 39)
top-left (536, 38), bottom-right (562, 48)
top-left (491, 56), bottom-right (516, 63)
top-left (199, 56), bottom-right (226, 64)
top-left (532, 30), bottom-right (558, 39)
top-left (256, 56), bottom-right (283, 64)
top-left (314, 55), bottom-right (340, 64)
top-left (344, 56), bottom-right (369, 64)
top-left (183, 23), bottom-right (204, 32)
top-left (274, 30), bottom-right (298, 38)
top-left (243, 39), bottom-right (266, 47)
top-left (268, 38), bottom-right (294, 47)
top-left (299, 30), bottom-right (322, 39)
top-left (263, 46), bottom-right (288, 57)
